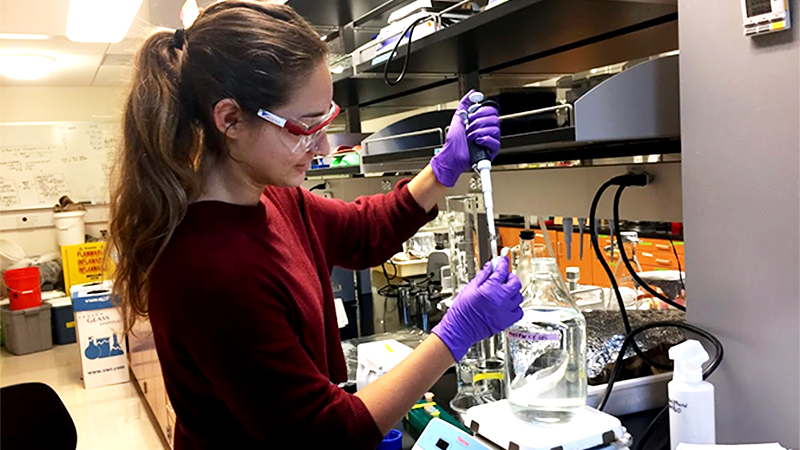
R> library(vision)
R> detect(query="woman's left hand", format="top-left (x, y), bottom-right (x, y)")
top-left (430, 90), bottom-right (501, 188)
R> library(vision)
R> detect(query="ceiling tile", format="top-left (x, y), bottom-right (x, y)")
top-left (92, 64), bottom-right (133, 87)
top-left (0, 53), bottom-right (102, 87)
top-left (0, 36), bottom-right (107, 55)
top-left (0, 0), bottom-right (70, 36)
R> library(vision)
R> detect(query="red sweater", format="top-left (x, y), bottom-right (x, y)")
top-left (148, 181), bottom-right (435, 449)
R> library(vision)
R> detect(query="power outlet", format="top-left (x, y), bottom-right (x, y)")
top-left (321, 191), bottom-right (334, 199)
top-left (16, 214), bottom-right (45, 229)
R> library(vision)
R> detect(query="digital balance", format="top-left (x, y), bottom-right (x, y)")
top-left (412, 402), bottom-right (631, 450)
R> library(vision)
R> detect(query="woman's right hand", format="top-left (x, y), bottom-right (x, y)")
top-left (431, 256), bottom-right (524, 362)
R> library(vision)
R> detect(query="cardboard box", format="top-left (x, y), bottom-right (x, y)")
top-left (61, 243), bottom-right (115, 295)
top-left (72, 287), bottom-right (129, 389)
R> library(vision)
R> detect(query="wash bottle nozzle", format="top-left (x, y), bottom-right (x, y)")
top-left (669, 340), bottom-right (709, 383)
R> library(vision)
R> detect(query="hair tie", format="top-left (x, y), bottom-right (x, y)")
top-left (172, 28), bottom-right (185, 50)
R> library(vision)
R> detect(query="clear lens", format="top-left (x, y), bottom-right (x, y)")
top-left (280, 126), bottom-right (330, 155)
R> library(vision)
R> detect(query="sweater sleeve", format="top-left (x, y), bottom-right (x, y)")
top-left (176, 274), bottom-right (383, 448)
top-left (301, 180), bottom-right (438, 270)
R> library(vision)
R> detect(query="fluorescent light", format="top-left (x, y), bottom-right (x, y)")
top-left (66, 0), bottom-right (144, 43)
top-left (180, 0), bottom-right (200, 28)
top-left (0, 34), bottom-right (49, 40)
top-left (0, 54), bottom-right (57, 80)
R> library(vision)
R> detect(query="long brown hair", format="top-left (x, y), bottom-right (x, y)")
top-left (108, 1), bottom-right (328, 333)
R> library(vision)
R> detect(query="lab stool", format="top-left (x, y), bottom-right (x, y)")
top-left (0, 382), bottom-right (77, 450)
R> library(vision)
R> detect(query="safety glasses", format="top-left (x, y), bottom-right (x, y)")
top-left (256, 101), bottom-right (339, 154)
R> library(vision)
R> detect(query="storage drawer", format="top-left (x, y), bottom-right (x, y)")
top-left (638, 237), bottom-right (684, 255)
top-left (638, 250), bottom-right (683, 271)
top-left (639, 258), bottom-right (679, 271)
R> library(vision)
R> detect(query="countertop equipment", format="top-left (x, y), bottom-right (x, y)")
top-left (466, 401), bottom-right (632, 450)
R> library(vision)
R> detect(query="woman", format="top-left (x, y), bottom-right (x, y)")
top-left (109, 2), bottom-right (523, 448)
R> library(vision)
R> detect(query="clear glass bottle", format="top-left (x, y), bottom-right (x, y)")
top-left (505, 257), bottom-right (587, 423)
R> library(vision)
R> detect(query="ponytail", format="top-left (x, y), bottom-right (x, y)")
top-left (109, 29), bottom-right (201, 332)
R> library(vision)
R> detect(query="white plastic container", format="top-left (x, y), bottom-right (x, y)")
top-left (53, 210), bottom-right (86, 247)
top-left (0, 238), bottom-right (25, 270)
top-left (668, 340), bottom-right (716, 450)
top-left (356, 339), bottom-right (413, 391)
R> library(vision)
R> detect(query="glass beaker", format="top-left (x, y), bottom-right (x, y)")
top-left (405, 231), bottom-right (436, 259)
top-left (445, 195), bottom-right (481, 294)
top-left (445, 194), bottom-right (504, 416)
top-left (506, 257), bottom-right (587, 423)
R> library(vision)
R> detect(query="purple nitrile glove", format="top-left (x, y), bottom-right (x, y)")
top-left (431, 256), bottom-right (524, 362)
top-left (430, 90), bottom-right (501, 188)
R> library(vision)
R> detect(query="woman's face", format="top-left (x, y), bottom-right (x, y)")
top-left (228, 61), bottom-right (334, 188)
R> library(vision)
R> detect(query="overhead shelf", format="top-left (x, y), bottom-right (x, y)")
top-left (359, 133), bottom-right (680, 171)
top-left (327, 0), bottom-right (676, 114)
top-left (306, 165), bottom-right (363, 178)
top-left (354, 0), bottom-right (676, 76)
top-left (334, 72), bottom-right (457, 109)
top-left (286, 0), bottom-right (395, 27)
top-left (334, 71), bottom-right (552, 112)
top-left (494, 135), bottom-right (680, 166)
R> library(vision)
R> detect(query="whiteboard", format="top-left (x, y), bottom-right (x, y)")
top-left (0, 122), bottom-right (119, 210)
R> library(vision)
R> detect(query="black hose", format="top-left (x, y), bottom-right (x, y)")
top-left (596, 321), bottom-right (724, 412)
top-left (589, 176), bottom-right (671, 370)
top-left (612, 186), bottom-right (686, 311)
top-left (589, 176), bottom-right (634, 332)
top-left (636, 405), bottom-right (668, 450)
top-left (590, 174), bottom-right (724, 450)
top-left (383, 16), bottom-right (430, 86)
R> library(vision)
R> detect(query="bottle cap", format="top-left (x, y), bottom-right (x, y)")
top-left (377, 429), bottom-right (403, 450)
top-left (669, 339), bottom-right (709, 382)
top-left (519, 230), bottom-right (535, 240)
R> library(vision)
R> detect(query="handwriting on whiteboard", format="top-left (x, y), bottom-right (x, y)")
top-left (35, 174), bottom-right (70, 202)
top-left (0, 122), bottom-right (120, 210)
top-left (0, 179), bottom-right (20, 208)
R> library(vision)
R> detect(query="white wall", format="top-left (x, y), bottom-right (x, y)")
top-left (0, 86), bottom-right (127, 122)
top-left (680, 0), bottom-right (800, 446)
top-left (0, 87), bottom-right (124, 257)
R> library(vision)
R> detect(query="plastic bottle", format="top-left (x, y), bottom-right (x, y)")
top-left (668, 340), bottom-right (715, 450)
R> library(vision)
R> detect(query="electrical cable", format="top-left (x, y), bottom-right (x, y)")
top-left (589, 173), bottom-right (724, 450)
top-left (378, 260), bottom-right (434, 331)
top-left (596, 320), bottom-right (723, 412)
top-left (589, 176), bottom-right (635, 333)
top-left (636, 405), bottom-right (669, 450)
top-left (383, 15), bottom-right (430, 86)
top-left (668, 235), bottom-right (686, 292)
top-left (612, 186), bottom-right (686, 311)
top-left (589, 176), bottom-right (670, 370)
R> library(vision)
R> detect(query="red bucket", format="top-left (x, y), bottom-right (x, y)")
top-left (4, 267), bottom-right (42, 311)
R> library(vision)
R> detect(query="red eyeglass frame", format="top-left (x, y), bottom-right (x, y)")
top-left (256, 102), bottom-right (340, 136)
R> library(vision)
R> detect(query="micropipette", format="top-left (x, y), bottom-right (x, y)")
top-left (458, 91), bottom-right (501, 264)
